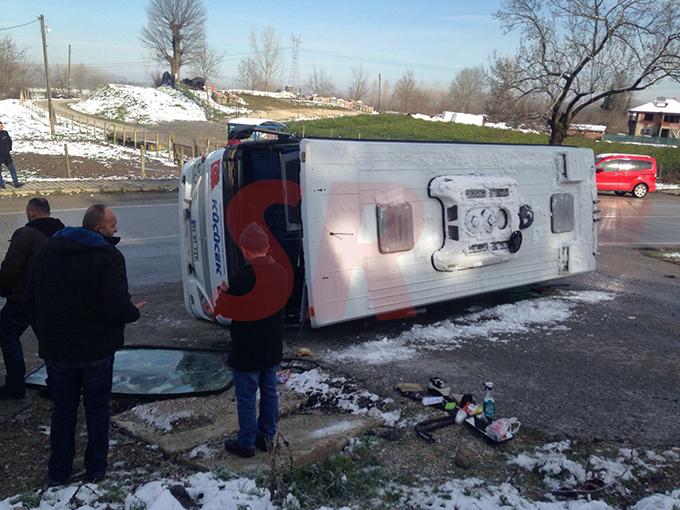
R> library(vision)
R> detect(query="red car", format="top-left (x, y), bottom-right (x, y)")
top-left (595, 153), bottom-right (657, 198)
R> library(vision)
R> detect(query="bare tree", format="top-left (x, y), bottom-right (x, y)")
top-left (140, 0), bottom-right (206, 83)
top-left (190, 44), bottom-right (224, 119)
top-left (236, 57), bottom-right (259, 90)
top-left (449, 66), bottom-right (487, 113)
top-left (392, 69), bottom-right (417, 112)
top-left (0, 35), bottom-right (38, 99)
top-left (494, 0), bottom-right (680, 144)
top-left (347, 65), bottom-right (369, 102)
top-left (307, 65), bottom-right (336, 96)
top-left (238, 26), bottom-right (284, 92)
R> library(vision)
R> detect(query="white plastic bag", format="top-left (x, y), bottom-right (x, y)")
top-left (485, 417), bottom-right (521, 441)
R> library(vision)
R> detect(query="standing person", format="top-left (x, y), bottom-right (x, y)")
top-left (0, 120), bottom-right (22, 189)
top-left (26, 204), bottom-right (143, 484)
top-left (0, 198), bottom-right (64, 399)
top-left (221, 222), bottom-right (289, 458)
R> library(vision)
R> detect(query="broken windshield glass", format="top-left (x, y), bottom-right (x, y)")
top-left (25, 347), bottom-right (232, 398)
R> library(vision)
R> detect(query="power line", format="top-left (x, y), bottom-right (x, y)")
top-left (0, 18), bottom-right (39, 31)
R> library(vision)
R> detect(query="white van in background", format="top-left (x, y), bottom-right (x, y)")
top-left (179, 135), bottom-right (598, 328)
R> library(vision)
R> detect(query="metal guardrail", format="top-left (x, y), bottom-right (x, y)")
top-left (603, 134), bottom-right (679, 147)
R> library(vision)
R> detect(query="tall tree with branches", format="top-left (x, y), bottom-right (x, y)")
top-left (190, 44), bottom-right (224, 119)
top-left (493, 0), bottom-right (680, 144)
top-left (393, 69), bottom-right (417, 113)
top-left (0, 35), bottom-right (37, 99)
top-left (140, 0), bottom-right (206, 83)
top-left (237, 26), bottom-right (284, 92)
top-left (307, 65), bottom-right (336, 96)
top-left (347, 65), bottom-right (369, 101)
top-left (449, 66), bottom-right (488, 114)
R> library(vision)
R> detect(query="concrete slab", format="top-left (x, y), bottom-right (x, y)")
top-left (113, 386), bottom-right (380, 472)
top-left (189, 412), bottom-right (377, 473)
top-left (113, 388), bottom-right (306, 455)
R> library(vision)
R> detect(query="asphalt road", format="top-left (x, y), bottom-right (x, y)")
top-left (0, 192), bottom-right (179, 290)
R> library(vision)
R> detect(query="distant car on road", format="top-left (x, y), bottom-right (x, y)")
top-left (595, 153), bottom-right (657, 198)
top-left (227, 118), bottom-right (287, 144)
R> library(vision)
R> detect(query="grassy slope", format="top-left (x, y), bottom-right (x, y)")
top-left (286, 114), bottom-right (680, 181)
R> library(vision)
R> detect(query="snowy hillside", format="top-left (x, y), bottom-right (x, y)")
top-left (71, 83), bottom-right (207, 124)
top-left (0, 99), bottom-right (172, 168)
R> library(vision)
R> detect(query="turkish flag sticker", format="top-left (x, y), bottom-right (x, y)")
top-left (210, 160), bottom-right (220, 190)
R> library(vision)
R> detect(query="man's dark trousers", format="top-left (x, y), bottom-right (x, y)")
top-left (46, 355), bottom-right (114, 482)
top-left (0, 300), bottom-right (29, 393)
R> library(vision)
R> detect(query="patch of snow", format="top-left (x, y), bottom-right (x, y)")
top-left (632, 489), bottom-right (680, 510)
top-left (188, 444), bottom-right (216, 459)
top-left (0, 99), bottom-right (175, 170)
top-left (131, 404), bottom-right (193, 432)
top-left (509, 443), bottom-right (667, 493)
top-left (309, 420), bottom-right (362, 439)
top-left (229, 88), bottom-right (298, 99)
top-left (327, 290), bottom-right (616, 365)
top-left (657, 182), bottom-right (680, 190)
top-left (286, 368), bottom-right (397, 426)
top-left (72, 83), bottom-right (207, 124)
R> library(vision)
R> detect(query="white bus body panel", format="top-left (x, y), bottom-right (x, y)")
top-left (299, 139), bottom-right (597, 328)
top-left (179, 149), bottom-right (228, 321)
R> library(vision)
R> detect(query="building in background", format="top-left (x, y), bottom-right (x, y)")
top-left (628, 97), bottom-right (680, 139)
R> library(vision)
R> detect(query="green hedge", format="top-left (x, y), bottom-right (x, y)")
top-left (286, 114), bottom-right (680, 182)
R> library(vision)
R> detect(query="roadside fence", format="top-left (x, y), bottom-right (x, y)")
top-left (21, 100), bottom-right (227, 176)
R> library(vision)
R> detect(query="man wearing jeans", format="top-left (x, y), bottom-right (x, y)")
top-left (26, 204), bottom-right (142, 484)
top-left (220, 222), bottom-right (288, 458)
top-left (0, 120), bottom-right (22, 189)
top-left (0, 198), bottom-right (64, 399)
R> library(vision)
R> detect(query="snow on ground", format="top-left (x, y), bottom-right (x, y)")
top-left (328, 290), bottom-right (616, 365)
top-left (657, 182), bottom-right (680, 190)
top-left (508, 441), bottom-right (679, 493)
top-left (286, 368), bottom-right (400, 426)
top-left (182, 88), bottom-right (250, 116)
top-left (71, 84), bottom-right (206, 124)
top-left (0, 99), bottom-right (174, 170)
top-left (229, 88), bottom-right (298, 99)
top-left (2, 469), bottom-right (679, 510)
top-left (130, 403), bottom-right (193, 432)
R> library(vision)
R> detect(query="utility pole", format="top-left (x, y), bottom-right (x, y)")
top-left (378, 73), bottom-right (382, 113)
top-left (67, 44), bottom-right (71, 99)
top-left (39, 15), bottom-right (55, 136)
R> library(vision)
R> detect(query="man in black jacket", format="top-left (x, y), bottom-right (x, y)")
top-left (220, 222), bottom-right (289, 458)
top-left (0, 120), bottom-right (22, 189)
top-left (0, 198), bottom-right (64, 399)
top-left (27, 204), bottom-right (142, 484)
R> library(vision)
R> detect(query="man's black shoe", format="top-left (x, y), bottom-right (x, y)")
top-left (14, 182), bottom-right (23, 188)
top-left (0, 385), bottom-right (26, 400)
top-left (84, 472), bottom-right (105, 483)
top-left (224, 439), bottom-right (255, 458)
top-left (255, 434), bottom-right (272, 453)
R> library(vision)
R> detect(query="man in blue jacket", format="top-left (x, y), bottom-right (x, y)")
top-left (27, 204), bottom-right (143, 484)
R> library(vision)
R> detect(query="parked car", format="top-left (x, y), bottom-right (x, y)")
top-left (595, 153), bottom-right (657, 198)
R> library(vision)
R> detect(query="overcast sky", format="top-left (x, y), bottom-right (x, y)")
top-left (2, 0), bottom-right (678, 102)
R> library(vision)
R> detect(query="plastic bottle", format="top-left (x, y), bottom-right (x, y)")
top-left (483, 382), bottom-right (496, 420)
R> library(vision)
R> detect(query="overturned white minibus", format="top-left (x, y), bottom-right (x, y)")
top-left (179, 135), bottom-right (598, 328)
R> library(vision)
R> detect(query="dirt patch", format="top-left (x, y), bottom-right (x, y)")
top-left (0, 394), bottom-right (190, 500)
top-left (12, 153), bottom-right (178, 180)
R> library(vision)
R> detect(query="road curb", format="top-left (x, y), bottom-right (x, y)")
top-left (0, 178), bottom-right (178, 197)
